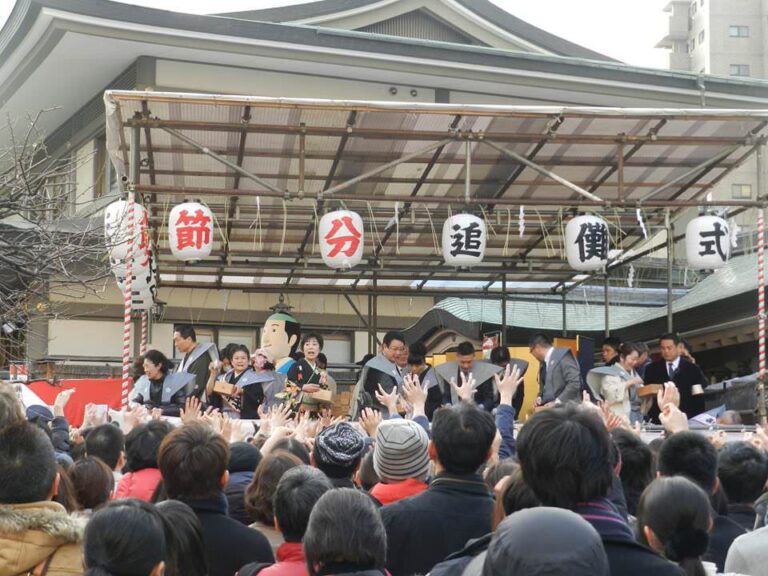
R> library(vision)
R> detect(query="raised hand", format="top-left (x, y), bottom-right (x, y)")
top-left (180, 397), bottom-right (202, 425)
top-left (494, 364), bottom-right (523, 406)
top-left (375, 383), bottom-right (399, 415)
top-left (451, 372), bottom-right (477, 403)
top-left (359, 407), bottom-right (383, 437)
top-left (402, 373), bottom-right (427, 415)
top-left (660, 403), bottom-right (688, 434)
top-left (53, 389), bottom-right (75, 418)
top-left (657, 382), bottom-right (681, 412)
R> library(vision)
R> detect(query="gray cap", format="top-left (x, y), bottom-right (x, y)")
top-left (483, 507), bottom-right (609, 576)
top-left (373, 419), bottom-right (430, 483)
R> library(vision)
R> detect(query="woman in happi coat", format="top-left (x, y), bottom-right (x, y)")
top-left (286, 333), bottom-right (336, 413)
top-left (129, 349), bottom-right (194, 417)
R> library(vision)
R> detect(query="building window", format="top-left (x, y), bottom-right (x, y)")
top-left (690, 38), bottom-right (696, 52)
top-left (729, 25), bottom-right (749, 37)
top-left (732, 184), bottom-right (752, 199)
top-left (698, 30), bottom-right (705, 43)
top-left (730, 64), bottom-right (750, 76)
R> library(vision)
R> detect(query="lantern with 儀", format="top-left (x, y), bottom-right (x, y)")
top-left (686, 215), bottom-right (731, 269)
top-left (169, 202), bottom-right (214, 262)
top-left (442, 213), bottom-right (486, 267)
top-left (318, 210), bottom-right (364, 269)
top-left (565, 215), bottom-right (610, 271)
top-left (104, 200), bottom-right (148, 260)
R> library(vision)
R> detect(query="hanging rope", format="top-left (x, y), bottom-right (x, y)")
top-left (248, 196), bottom-right (264, 252)
top-left (479, 204), bottom-right (497, 238)
top-left (423, 205), bottom-right (440, 255)
top-left (366, 201), bottom-right (382, 253)
top-left (279, 200), bottom-right (287, 255)
top-left (503, 208), bottom-right (512, 257)
top-left (394, 201), bottom-right (400, 255)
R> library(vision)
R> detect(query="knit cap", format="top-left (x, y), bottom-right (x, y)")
top-left (314, 422), bottom-right (366, 469)
top-left (373, 419), bottom-right (430, 483)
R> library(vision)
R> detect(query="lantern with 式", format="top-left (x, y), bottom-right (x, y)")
top-left (686, 215), bottom-right (731, 269)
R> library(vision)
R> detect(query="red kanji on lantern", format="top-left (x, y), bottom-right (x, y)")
top-left (323, 216), bottom-right (361, 257)
top-left (175, 209), bottom-right (211, 251)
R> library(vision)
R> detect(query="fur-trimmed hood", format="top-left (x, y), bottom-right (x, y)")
top-left (0, 501), bottom-right (85, 576)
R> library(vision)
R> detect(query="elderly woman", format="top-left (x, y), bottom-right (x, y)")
top-left (286, 333), bottom-right (336, 413)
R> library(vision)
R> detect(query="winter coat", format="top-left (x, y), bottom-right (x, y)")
top-left (428, 534), bottom-right (491, 576)
top-left (257, 542), bottom-right (308, 576)
top-left (114, 467), bottom-right (162, 502)
top-left (381, 473), bottom-right (494, 576)
top-left (370, 479), bottom-right (428, 507)
top-left (225, 471), bottom-right (254, 526)
top-left (0, 501), bottom-right (85, 576)
top-left (181, 493), bottom-right (274, 576)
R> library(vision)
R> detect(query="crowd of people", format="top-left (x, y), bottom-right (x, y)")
top-left (1, 326), bottom-right (766, 576)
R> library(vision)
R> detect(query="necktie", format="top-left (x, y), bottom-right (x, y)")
top-left (540, 361), bottom-right (548, 388)
top-left (667, 362), bottom-right (675, 379)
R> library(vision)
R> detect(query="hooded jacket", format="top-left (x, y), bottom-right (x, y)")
top-left (0, 501), bottom-right (85, 576)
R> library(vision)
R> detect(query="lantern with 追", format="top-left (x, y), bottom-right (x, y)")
top-left (169, 202), bottom-right (214, 262)
top-left (318, 210), bottom-right (364, 269)
top-left (565, 215), bottom-right (609, 271)
top-left (686, 215), bottom-right (731, 269)
top-left (442, 214), bottom-right (486, 267)
top-left (104, 200), bottom-right (148, 260)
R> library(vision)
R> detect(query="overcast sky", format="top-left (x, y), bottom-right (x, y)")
top-left (0, 0), bottom-right (672, 68)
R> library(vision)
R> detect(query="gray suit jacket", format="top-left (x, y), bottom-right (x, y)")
top-left (725, 525), bottom-right (767, 575)
top-left (541, 348), bottom-right (582, 404)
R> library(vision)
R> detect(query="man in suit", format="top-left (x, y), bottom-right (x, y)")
top-left (643, 333), bottom-right (707, 418)
top-left (528, 334), bottom-right (582, 407)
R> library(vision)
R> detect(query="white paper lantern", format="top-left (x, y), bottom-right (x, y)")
top-left (318, 210), bottom-right (364, 269)
top-left (116, 259), bottom-right (157, 292)
top-left (131, 283), bottom-right (157, 310)
top-left (442, 214), bottom-right (486, 267)
top-left (686, 215), bottom-right (731, 269)
top-left (169, 202), bottom-right (214, 262)
top-left (104, 200), bottom-right (148, 260)
top-left (565, 215), bottom-right (610, 271)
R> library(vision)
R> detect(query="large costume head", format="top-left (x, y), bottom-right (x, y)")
top-left (261, 312), bottom-right (301, 368)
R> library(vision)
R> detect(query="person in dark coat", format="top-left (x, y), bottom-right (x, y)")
top-left (517, 404), bottom-right (685, 576)
top-left (484, 508), bottom-right (609, 576)
top-left (717, 441), bottom-right (768, 532)
top-left (643, 333), bottom-right (708, 418)
top-left (304, 488), bottom-right (388, 576)
top-left (174, 324), bottom-right (219, 400)
top-left (529, 334), bottom-right (582, 406)
top-left (657, 431), bottom-right (747, 571)
top-left (158, 423), bottom-right (274, 576)
top-left (433, 342), bottom-right (502, 413)
top-left (380, 402), bottom-right (496, 576)
top-left (225, 442), bottom-right (262, 526)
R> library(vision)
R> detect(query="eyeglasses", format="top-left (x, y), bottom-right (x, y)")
top-left (388, 345), bottom-right (406, 353)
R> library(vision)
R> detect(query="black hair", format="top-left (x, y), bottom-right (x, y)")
top-left (220, 343), bottom-right (239, 362)
top-left (657, 431), bottom-right (717, 494)
top-left (70, 456), bottom-right (115, 511)
top-left (156, 500), bottom-right (207, 576)
top-left (717, 441), bottom-right (768, 505)
top-left (517, 405), bottom-right (613, 509)
top-left (357, 353), bottom-right (375, 367)
top-left (358, 450), bottom-right (380, 492)
top-left (659, 333), bottom-right (681, 346)
top-left (611, 428), bottom-right (654, 517)
top-left (408, 342), bottom-right (428, 366)
top-left (317, 353), bottom-right (328, 370)
top-left (501, 467), bottom-right (541, 516)
top-left (304, 489), bottom-right (386, 576)
top-left (382, 331), bottom-right (406, 347)
top-left (484, 459), bottom-right (519, 491)
top-left (85, 424), bottom-right (125, 470)
top-left (143, 349), bottom-right (173, 375)
top-left (282, 317), bottom-right (302, 357)
top-left (271, 437), bottom-right (311, 465)
top-left (619, 342), bottom-right (642, 359)
top-left (301, 332), bottom-right (324, 350)
top-left (174, 324), bottom-right (197, 342)
top-left (432, 402), bottom-right (496, 475)
top-left (489, 346), bottom-right (511, 366)
top-left (636, 477), bottom-right (710, 576)
top-left (274, 466), bottom-right (333, 543)
top-left (601, 337), bottom-right (622, 352)
top-left (635, 341), bottom-right (649, 354)
top-left (679, 338), bottom-right (693, 354)
top-left (456, 341), bottom-right (475, 357)
top-left (528, 333), bottom-right (552, 348)
top-left (124, 420), bottom-right (174, 472)
top-left (84, 499), bottom-right (165, 576)
top-left (54, 463), bottom-right (79, 513)
top-left (0, 422), bottom-right (57, 504)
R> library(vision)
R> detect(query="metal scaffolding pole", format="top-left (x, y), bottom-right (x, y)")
top-left (604, 273), bottom-right (610, 337)
top-left (372, 271), bottom-right (378, 353)
top-left (501, 274), bottom-right (507, 345)
top-left (666, 210), bottom-right (674, 333)
top-left (562, 291), bottom-right (568, 337)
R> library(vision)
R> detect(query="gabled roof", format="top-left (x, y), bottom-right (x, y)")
top-left (219, 0), bottom-right (618, 61)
